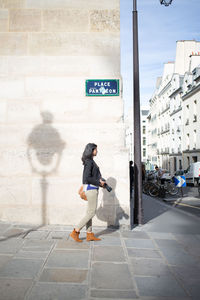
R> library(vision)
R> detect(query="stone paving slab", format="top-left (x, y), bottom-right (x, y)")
top-left (172, 234), bottom-right (200, 258)
top-left (170, 264), bottom-right (200, 298)
top-left (154, 238), bottom-right (186, 249)
top-left (178, 279), bottom-right (200, 300)
top-left (14, 251), bottom-right (49, 260)
top-left (127, 248), bottom-right (162, 259)
top-left (170, 265), bottom-right (200, 281)
top-left (24, 230), bottom-right (50, 240)
top-left (0, 278), bottom-right (32, 300)
top-left (46, 249), bottom-right (89, 269)
top-left (56, 239), bottom-right (90, 250)
top-left (135, 275), bottom-right (188, 298)
top-left (0, 224), bottom-right (11, 235)
top-left (130, 258), bottom-right (171, 276)
top-left (48, 231), bottom-right (70, 240)
top-left (93, 236), bottom-right (122, 246)
top-left (93, 246), bottom-right (125, 262)
top-left (138, 297), bottom-right (191, 300)
top-left (39, 268), bottom-right (88, 284)
top-left (0, 255), bottom-right (13, 269)
top-left (28, 283), bottom-right (87, 300)
top-left (3, 228), bottom-right (25, 238)
top-left (173, 234), bottom-right (200, 247)
top-left (124, 238), bottom-right (156, 249)
top-left (22, 239), bottom-right (55, 252)
top-left (0, 258), bottom-right (44, 279)
top-left (0, 238), bottom-right (24, 254)
top-left (147, 232), bottom-right (175, 240)
top-left (121, 231), bottom-right (150, 239)
top-left (90, 289), bottom-right (138, 299)
top-left (156, 244), bottom-right (199, 266)
top-left (95, 229), bottom-right (121, 238)
top-left (91, 262), bottom-right (135, 290)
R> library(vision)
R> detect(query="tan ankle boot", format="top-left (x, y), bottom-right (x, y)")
top-left (87, 232), bottom-right (101, 242)
top-left (70, 229), bottom-right (82, 243)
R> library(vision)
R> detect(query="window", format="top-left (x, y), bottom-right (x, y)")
top-left (187, 134), bottom-right (190, 150)
top-left (187, 156), bottom-right (190, 167)
top-left (143, 137), bottom-right (146, 146)
top-left (192, 156), bottom-right (197, 163)
top-left (194, 130), bottom-right (196, 149)
top-left (174, 157), bottom-right (177, 172)
top-left (193, 100), bottom-right (197, 122)
top-left (143, 126), bottom-right (146, 134)
top-left (143, 148), bottom-right (146, 157)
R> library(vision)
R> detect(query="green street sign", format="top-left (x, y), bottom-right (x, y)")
top-left (86, 79), bottom-right (120, 96)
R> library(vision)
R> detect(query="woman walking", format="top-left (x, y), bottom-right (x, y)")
top-left (70, 143), bottom-right (105, 242)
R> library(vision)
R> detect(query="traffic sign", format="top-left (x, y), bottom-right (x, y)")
top-left (174, 176), bottom-right (186, 187)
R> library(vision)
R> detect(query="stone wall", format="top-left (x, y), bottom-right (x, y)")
top-left (0, 0), bottom-right (129, 227)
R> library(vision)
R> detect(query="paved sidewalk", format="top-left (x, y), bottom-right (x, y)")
top-left (0, 195), bottom-right (200, 300)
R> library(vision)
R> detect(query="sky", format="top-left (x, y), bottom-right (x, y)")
top-left (120, 0), bottom-right (200, 115)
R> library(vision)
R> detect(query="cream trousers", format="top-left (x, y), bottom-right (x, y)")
top-left (77, 189), bottom-right (98, 232)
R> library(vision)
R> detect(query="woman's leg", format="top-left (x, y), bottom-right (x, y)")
top-left (77, 189), bottom-right (98, 232)
top-left (86, 218), bottom-right (92, 233)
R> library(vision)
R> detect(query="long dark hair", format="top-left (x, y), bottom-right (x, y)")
top-left (82, 143), bottom-right (97, 164)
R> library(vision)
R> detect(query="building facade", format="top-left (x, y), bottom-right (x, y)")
top-left (182, 64), bottom-right (200, 169)
top-left (169, 73), bottom-right (183, 173)
top-left (0, 0), bottom-right (129, 226)
top-left (125, 106), bottom-right (149, 166)
top-left (148, 40), bottom-right (200, 174)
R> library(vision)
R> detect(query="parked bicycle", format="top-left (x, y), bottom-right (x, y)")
top-left (143, 181), bottom-right (155, 195)
top-left (148, 179), bottom-right (178, 197)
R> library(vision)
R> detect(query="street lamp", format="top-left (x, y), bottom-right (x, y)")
top-left (132, 0), bottom-right (173, 227)
top-left (160, 0), bottom-right (173, 6)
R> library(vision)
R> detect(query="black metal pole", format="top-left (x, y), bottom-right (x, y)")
top-left (133, 0), bottom-right (143, 225)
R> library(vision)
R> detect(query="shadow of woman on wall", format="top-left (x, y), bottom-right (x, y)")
top-left (96, 177), bottom-right (129, 235)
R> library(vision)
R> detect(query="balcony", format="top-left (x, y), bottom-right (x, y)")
top-left (161, 105), bottom-right (170, 115)
top-left (161, 147), bottom-right (169, 154)
top-left (161, 128), bottom-right (170, 135)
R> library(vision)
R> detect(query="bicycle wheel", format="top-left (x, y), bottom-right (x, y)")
top-left (143, 182), bottom-right (151, 194)
top-left (149, 184), bottom-right (160, 197)
top-left (168, 183), bottom-right (178, 195)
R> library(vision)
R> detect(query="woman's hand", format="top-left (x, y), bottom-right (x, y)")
top-left (100, 179), bottom-right (106, 187)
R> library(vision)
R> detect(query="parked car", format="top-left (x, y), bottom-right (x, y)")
top-left (161, 170), bottom-right (171, 180)
top-left (174, 170), bottom-right (185, 176)
top-left (184, 162), bottom-right (200, 186)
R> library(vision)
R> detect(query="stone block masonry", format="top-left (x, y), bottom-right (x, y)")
top-left (0, 0), bottom-right (129, 227)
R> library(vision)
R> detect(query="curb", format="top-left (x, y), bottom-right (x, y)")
top-left (154, 195), bottom-right (200, 222)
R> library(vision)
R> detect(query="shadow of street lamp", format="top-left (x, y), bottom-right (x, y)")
top-left (27, 111), bottom-right (65, 225)
top-left (131, 0), bottom-right (173, 228)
